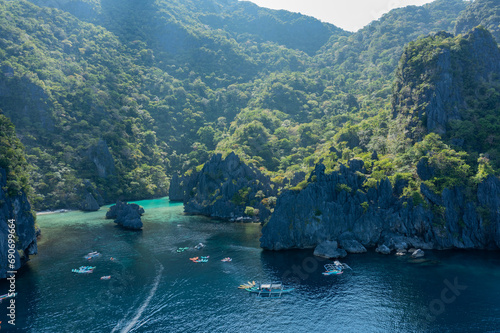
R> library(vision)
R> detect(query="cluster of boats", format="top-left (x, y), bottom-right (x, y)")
top-left (237, 261), bottom-right (352, 298)
top-left (71, 251), bottom-right (115, 280)
top-left (178, 243), bottom-right (232, 263)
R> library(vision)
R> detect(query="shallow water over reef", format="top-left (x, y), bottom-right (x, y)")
top-left (1, 197), bottom-right (499, 332)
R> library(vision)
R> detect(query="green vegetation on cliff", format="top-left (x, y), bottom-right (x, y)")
top-left (0, 113), bottom-right (32, 197)
top-left (1, 0), bottom-right (499, 212)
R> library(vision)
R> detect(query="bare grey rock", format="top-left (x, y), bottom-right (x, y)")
top-left (376, 244), bottom-right (391, 255)
top-left (411, 249), bottom-right (425, 258)
top-left (313, 240), bottom-right (343, 258)
top-left (87, 139), bottom-right (115, 178)
top-left (339, 239), bottom-right (367, 254)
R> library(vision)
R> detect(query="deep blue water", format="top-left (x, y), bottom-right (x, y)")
top-left (1, 197), bottom-right (500, 332)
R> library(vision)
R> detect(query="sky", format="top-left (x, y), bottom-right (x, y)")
top-left (241, 0), bottom-right (435, 32)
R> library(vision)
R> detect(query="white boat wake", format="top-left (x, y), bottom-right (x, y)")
top-left (112, 263), bottom-right (164, 333)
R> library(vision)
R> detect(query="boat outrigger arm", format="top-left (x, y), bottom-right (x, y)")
top-left (333, 260), bottom-right (352, 270)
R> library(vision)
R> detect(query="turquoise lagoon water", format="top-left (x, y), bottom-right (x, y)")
top-left (1, 197), bottom-right (500, 332)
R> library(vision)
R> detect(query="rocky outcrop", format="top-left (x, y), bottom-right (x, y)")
top-left (78, 180), bottom-right (104, 211)
top-left (106, 201), bottom-right (144, 230)
top-left (411, 249), bottom-right (425, 258)
top-left (339, 238), bottom-right (367, 254)
top-left (392, 28), bottom-right (500, 137)
top-left (376, 244), bottom-right (391, 255)
top-left (80, 192), bottom-right (100, 211)
top-left (88, 139), bottom-right (115, 178)
top-left (182, 152), bottom-right (277, 222)
top-left (313, 240), bottom-right (347, 259)
top-left (168, 173), bottom-right (184, 202)
top-left (260, 161), bottom-right (500, 251)
top-left (0, 168), bottom-right (38, 279)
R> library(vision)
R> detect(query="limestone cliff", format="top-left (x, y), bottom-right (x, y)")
top-left (392, 28), bottom-right (500, 137)
top-left (168, 173), bottom-right (185, 202)
top-left (0, 168), bottom-right (38, 279)
top-left (260, 161), bottom-right (500, 251)
top-left (183, 152), bottom-right (277, 222)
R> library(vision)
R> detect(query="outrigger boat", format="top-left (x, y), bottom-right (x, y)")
top-left (176, 247), bottom-right (189, 253)
top-left (194, 243), bottom-right (205, 250)
top-left (84, 251), bottom-right (101, 260)
top-left (322, 261), bottom-right (352, 276)
top-left (244, 282), bottom-right (294, 297)
top-left (190, 256), bottom-right (209, 263)
top-left (0, 293), bottom-right (16, 301)
top-left (221, 257), bottom-right (232, 262)
top-left (72, 266), bottom-right (96, 274)
top-left (100, 276), bottom-right (111, 280)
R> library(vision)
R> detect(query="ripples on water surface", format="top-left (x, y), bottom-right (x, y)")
top-left (1, 198), bottom-right (499, 332)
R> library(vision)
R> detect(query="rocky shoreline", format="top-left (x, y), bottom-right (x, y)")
top-left (173, 152), bottom-right (500, 254)
top-left (260, 160), bottom-right (500, 252)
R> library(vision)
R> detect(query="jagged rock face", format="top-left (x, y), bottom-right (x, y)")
top-left (78, 180), bottom-right (104, 211)
top-left (168, 173), bottom-right (184, 202)
top-left (313, 241), bottom-right (347, 259)
top-left (80, 192), bottom-right (100, 211)
top-left (87, 139), bottom-right (115, 178)
top-left (0, 168), bottom-right (38, 279)
top-left (339, 239), bottom-right (367, 254)
top-left (392, 28), bottom-right (500, 137)
top-left (106, 201), bottom-right (144, 230)
top-left (260, 161), bottom-right (500, 251)
top-left (183, 152), bottom-right (277, 221)
top-left (375, 244), bottom-right (391, 255)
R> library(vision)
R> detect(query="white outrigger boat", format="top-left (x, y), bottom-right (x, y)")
top-left (244, 282), bottom-right (294, 297)
top-left (72, 266), bottom-right (96, 274)
top-left (84, 251), bottom-right (101, 260)
top-left (322, 261), bottom-right (352, 276)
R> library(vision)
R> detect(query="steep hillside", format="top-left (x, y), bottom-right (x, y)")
top-left (315, 0), bottom-right (468, 99)
top-left (392, 27), bottom-right (500, 168)
top-left (0, 0), bottom-right (171, 209)
top-left (260, 28), bottom-right (500, 251)
top-left (0, 0), bottom-right (475, 212)
top-left (455, 0), bottom-right (500, 42)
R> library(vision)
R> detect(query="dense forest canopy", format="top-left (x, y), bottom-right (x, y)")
top-left (0, 0), bottom-right (498, 211)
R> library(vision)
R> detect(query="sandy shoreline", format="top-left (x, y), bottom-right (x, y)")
top-left (36, 209), bottom-right (73, 216)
